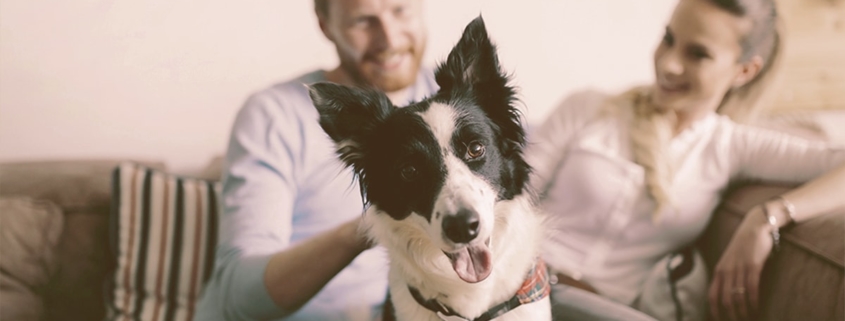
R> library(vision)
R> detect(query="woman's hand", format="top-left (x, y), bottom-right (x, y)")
top-left (708, 206), bottom-right (774, 321)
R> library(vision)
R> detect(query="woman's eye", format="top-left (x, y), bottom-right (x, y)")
top-left (400, 165), bottom-right (418, 181)
top-left (690, 49), bottom-right (710, 60)
top-left (662, 32), bottom-right (674, 46)
top-left (661, 26), bottom-right (674, 46)
top-left (466, 141), bottom-right (485, 160)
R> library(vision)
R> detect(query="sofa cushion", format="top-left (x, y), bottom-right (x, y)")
top-left (0, 160), bottom-right (165, 321)
top-left (106, 163), bottom-right (219, 321)
top-left (0, 197), bottom-right (64, 321)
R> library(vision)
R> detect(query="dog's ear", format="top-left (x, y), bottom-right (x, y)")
top-left (435, 16), bottom-right (503, 92)
top-left (308, 82), bottom-right (393, 166)
top-left (436, 16), bottom-right (531, 198)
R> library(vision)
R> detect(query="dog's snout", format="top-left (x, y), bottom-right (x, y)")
top-left (442, 209), bottom-right (480, 244)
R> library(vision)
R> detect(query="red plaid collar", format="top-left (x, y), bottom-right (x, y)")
top-left (515, 259), bottom-right (552, 305)
top-left (407, 259), bottom-right (551, 321)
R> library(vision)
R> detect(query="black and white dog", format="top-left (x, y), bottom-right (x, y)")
top-left (309, 17), bottom-right (551, 321)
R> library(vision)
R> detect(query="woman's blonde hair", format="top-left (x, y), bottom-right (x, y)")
top-left (620, 0), bottom-right (784, 220)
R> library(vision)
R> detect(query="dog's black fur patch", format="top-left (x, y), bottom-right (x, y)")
top-left (310, 16), bottom-right (530, 221)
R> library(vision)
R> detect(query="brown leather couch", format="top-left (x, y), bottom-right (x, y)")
top-left (699, 182), bottom-right (844, 321)
top-left (1, 160), bottom-right (843, 321)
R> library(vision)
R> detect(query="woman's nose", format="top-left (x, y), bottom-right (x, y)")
top-left (657, 48), bottom-right (684, 77)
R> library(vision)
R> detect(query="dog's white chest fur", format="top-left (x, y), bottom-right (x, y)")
top-left (371, 197), bottom-right (552, 321)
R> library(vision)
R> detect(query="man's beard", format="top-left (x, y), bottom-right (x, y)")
top-left (338, 43), bottom-right (426, 93)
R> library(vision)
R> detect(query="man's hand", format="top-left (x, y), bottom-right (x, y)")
top-left (265, 216), bottom-right (378, 314)
top-left (341, 216), bottom-right (376, 253)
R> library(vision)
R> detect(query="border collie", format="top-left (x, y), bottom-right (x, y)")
top-left (308, 17), bottom-right (551, 321)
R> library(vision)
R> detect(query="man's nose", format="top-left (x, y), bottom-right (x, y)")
top-left (372, 16), bottom-right (403, 51)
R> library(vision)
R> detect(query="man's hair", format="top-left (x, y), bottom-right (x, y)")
top-left (315, 0), bottom-right (329, 18)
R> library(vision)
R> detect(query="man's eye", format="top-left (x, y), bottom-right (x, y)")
top-left (466, 141), bottom-right (485, 160)
top-left (393, 5), bottom-right (406, 16)
top-left (353, 17), bottom-right (372, 27)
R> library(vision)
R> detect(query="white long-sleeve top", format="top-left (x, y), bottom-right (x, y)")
top-left (526, 90), bottom-right (845, 305)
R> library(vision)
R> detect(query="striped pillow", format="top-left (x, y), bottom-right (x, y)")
top-left (107, 163), bottom-right (219, 321)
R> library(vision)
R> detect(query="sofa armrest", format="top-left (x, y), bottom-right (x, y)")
top-left (698, 183), bottom-right (844, 321)
top-left (0, 160), bottom-right (165, 321)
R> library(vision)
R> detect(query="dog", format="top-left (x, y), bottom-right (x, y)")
top-left (308, 17), bottom-right (551, 321)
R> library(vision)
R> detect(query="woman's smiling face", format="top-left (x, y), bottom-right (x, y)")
top-left (652, 0), bottom-right (757, 116)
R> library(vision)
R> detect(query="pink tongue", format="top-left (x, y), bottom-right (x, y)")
top-left (446, 243), bottom-right (492, 283)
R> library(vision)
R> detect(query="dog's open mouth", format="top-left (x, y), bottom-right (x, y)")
top-left (443, 238), bottom-right (492, 283)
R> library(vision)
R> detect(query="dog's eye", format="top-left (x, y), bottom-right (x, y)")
top-left (400, 165), bottom-right (418, 182)
top-left (466, 141), bottom-right (485, 159)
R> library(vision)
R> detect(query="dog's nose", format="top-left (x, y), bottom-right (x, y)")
top-left (442, 209), bottom-right (480, 244)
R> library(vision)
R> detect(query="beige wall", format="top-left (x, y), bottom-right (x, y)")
top-left (0, 0), bottom-right (675, 175)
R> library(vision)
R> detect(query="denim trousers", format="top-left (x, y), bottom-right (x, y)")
top-left (551, 284), bottom-right (658, 321)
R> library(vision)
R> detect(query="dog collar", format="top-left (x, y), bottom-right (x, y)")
top-left (407, 260), bottom-right (551, 321)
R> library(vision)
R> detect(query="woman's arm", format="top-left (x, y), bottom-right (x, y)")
top-left (710, 123), bottom-right (845, 321)
top-left (731, 122), bottom-right (845, 183)
top-left (525, 90), bottom-right (606, 199)
top-left (709, 164), bottom-right (845, 321)
top-left (770, 163), bottom-right (845, 223)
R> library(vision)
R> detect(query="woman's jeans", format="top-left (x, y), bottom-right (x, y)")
top-left (551, 284), bottom-right (658, 321)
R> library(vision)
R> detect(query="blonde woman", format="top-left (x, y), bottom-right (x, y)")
top-left (527, 0), bottom-right (845, 320)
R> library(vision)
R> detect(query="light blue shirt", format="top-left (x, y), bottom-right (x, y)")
top-left (194, 70), bottom-right (438, 321)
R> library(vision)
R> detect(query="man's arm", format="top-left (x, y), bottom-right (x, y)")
top-left (207, 92), bottom-right (371, 320)
top-left (264, 217), bottom-right (371, 312)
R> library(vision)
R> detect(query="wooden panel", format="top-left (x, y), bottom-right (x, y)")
top-left (770, 0), bottom-right (845, 112)
top-left (770, 81), bottom-right (845, 109)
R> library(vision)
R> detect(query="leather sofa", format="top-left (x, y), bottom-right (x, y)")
top-left (698, 182), bottom-right (844, 321)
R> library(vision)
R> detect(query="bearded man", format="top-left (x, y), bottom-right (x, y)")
top-left (194, 1), bottom-right (437, 320)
